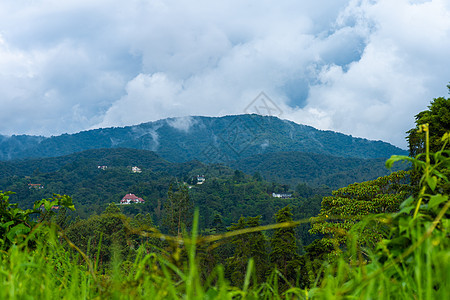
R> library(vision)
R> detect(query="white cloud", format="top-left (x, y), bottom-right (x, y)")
top-left (285, 0), bottom-right (450, 148)
top-left (0, 0), bottom-right (449, 149)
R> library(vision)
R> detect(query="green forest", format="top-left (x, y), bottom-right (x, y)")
top-left (1, 88), bottom-right (449, 299)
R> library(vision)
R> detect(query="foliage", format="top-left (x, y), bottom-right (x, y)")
top-left (407, 85), bottom-right (450, 156)
top-left (162, 184), bottom-right (193, 236)
top-left (269, 206), bottom-right (301, 287)
top-left (306, 129), bottom-right (450, 299)
top-left (309, 171), bottom-right (410, 258)
top-left (0, 191), bottom-right (74, 251)
top-left (225, 215), bottom-right (269, 286)
top-left (406, 88), bottom-right (450, 194)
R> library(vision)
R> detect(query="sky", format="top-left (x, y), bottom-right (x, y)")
top-left (0, 0), bottom-right (449, 149)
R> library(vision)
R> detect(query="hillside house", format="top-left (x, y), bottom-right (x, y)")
top-left (197, 175), bottom-right (205, 184)
top-left (120, 193), bottom-right (145, 204)
top-left (272, 192), bottom-right (292, 199)
top-left (97, 165), bottom-right (108, 170)
top-left (28, 183), bottom-right (44, 189)
top-left (131, 166), bottom-right (142, 173)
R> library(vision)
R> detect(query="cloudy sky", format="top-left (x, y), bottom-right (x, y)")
top-left (1, 0), bottom-right (449, 148)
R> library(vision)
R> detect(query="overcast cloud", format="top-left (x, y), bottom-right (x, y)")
top-left (0, 0), bottom-right (449, 148)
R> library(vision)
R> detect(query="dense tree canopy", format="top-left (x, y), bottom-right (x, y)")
top-left (269, 206), bottom-right (300, 285)
top-left (407, 84), bottom-right (450, 156)
top-left (225, 216), bottom-right (269, 286)
top-left (309, 171), bottom-right (410, 257)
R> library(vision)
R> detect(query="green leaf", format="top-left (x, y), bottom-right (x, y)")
top-left (428, 194), bottom-right (448, 209)
top-left (385, 155), bottom-right (410, 169)
top-left (400, 196), bottom-right (414, 209)
top-left (0, 220), bottom-right (14, 229)
top-left (426, 176), bottom-right (438, 191)
top-left (6, 223), bottom-right (31, 242)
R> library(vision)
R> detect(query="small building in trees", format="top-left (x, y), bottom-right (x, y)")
top-left (272, 192), bottom-right (292, 199)
top-left (28, 183), bottom-right (44, 189)
top-left (131, 166), bottom-right (142, 173)
top-left (120, 193), bottom-right (145, 204)
top-left (197, 175), bottom-right (205, 184)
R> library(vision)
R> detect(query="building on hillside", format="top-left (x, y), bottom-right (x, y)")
top-left (272, 192), bottom-right (292, 199)
top-left (97, 165), bottom-right (108, 170)
top-left (28, 183), bottom-right (44, 189)
top-left (197, 175), bottom-right (205, 184)
top-left (131, 166), bottom-right (142, 173)
top-left (120, 193), bottom-right (145, 204)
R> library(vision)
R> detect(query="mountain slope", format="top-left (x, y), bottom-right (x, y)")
top-left (0, 114), bottom-right (407, 162)
top-left (230, 151), bottom-right (406, 189)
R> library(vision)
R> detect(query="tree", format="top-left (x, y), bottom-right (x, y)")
top-left (309, 171), bottom-right (409, 258)
top-left (225, 215), bottom-right (269, 286)
top-left (232, 170), bottom-right (245, 183)
top-left (210, 213), bottom-right (226, 233)
top-left (65, 210), bottom-right (129, 269)
top-left (269, 206), bottom-right (300, 285)
top-left (407, 84), bottom-right (450, 156)
top-left (252, 171), bottom-right (262, 182)
top-left (104, 202), bottom-right (121, 214)
top-left (298, 239), bottom-right (335, 289)
top-left (1, 192), bottom-right (75, 251)
top-left (406, 85), bottom-right (450, 194)
top-left (162, 184), bottom-right (193, 236)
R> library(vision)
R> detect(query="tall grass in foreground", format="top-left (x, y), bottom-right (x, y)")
top-left (1, 213), bottom-right (298, 299)
top-left (0, 207), bottom-right (449, 299)
top-left (1, 199), bottom-right (448, 299)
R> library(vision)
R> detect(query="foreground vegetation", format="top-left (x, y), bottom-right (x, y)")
top-left (1, 90), bottom-right (449, 298)
top-left (1, 132), bottom-right (448, 299)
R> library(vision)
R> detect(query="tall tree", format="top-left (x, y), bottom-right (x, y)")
top-left (65, 210), bottom-right (128, 268)
top-left (406, 84), bottom-right (450, 193)
top-left (225, 216), bottom-right (269, 286)
top-left (407, 84), bottom-right (450, 156)
top-left (309, 171), bottom-right (410, 258)
top-left (162, 184), bottom-right (193, 236)
top-left (269, 206), bottom-right (300, 285)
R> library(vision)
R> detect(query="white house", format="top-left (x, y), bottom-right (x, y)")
top-left (120, 193), bottom-right (145, 204)
top-left (272, 192), bottom-right (292, 199)
top-left (131, 166), bottom-right (142, 173)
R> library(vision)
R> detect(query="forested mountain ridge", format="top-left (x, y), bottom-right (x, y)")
top-left (0, 114), bottom-right (406, 162)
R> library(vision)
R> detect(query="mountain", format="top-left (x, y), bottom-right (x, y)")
top-left (0, 114), bottom-right (407, 162)
top-left (0, 134), bottom-right (45, 160)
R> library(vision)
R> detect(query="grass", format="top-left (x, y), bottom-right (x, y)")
top-left (1, 202), bottom-right (448, 299)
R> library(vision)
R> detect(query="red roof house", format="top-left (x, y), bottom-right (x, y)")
top-left (120, 193), bottom-right (145, 204)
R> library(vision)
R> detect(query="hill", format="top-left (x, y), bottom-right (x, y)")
top-left (0, 114), bottom-right (407, 162)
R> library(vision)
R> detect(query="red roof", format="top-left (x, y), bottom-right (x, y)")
top-left (121, 193), bottom-right (144, 203)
